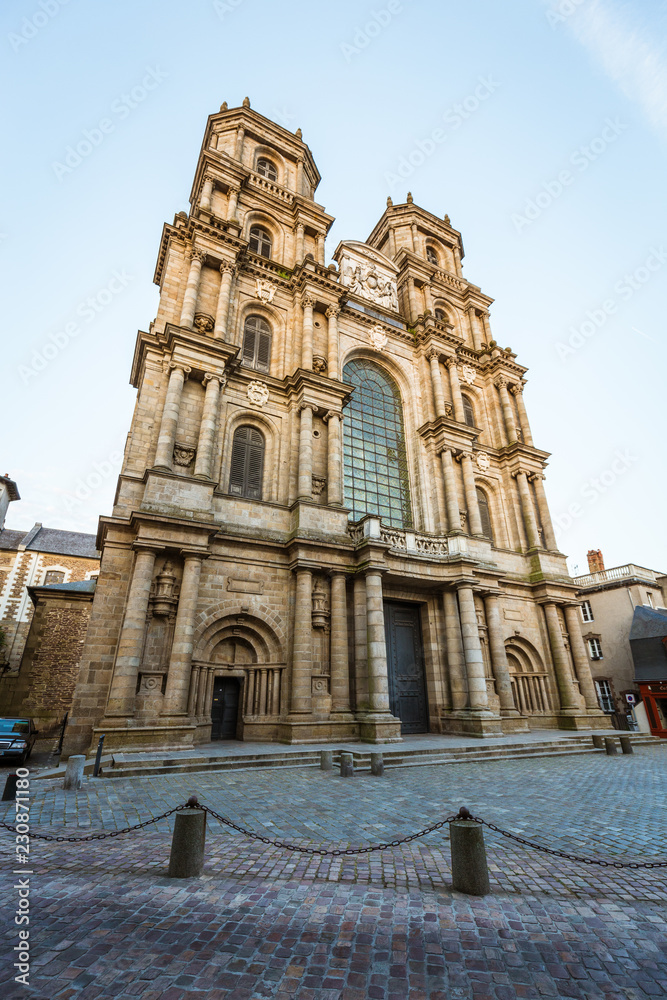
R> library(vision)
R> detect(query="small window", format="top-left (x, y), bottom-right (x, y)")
top-left (588, 637), bottom-right (603, 661)
top-left (581, 600), bottom-right (594, 622)
top-left (434, 309), bottom-right (446, 322)
top-left (426, 246), bottom-right (439, 265)
top-left (229, 426), bottom-right (265, 500)
top-left (646, 592), bottom-right (655, 608)
top-left (476, 488), bottom-right (493, 541)
top-left (242, 315), bottom-right (272, 373)
top-left (249, 225), bottom-right (272, 258)
top-left (44, 570), bottom-right (65, 585)
top-left (595, 679), bottom-right (614, 713)
top-left (461, 394), bottom-right (475, 427)
top-left (256, 158), bottom-right (278, 181)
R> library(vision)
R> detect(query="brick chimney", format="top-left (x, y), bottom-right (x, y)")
top-left (587, 549), bottom-right (605, 573)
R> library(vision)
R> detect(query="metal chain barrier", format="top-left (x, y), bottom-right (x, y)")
top-left (2, 800), bottom-right (666, 868)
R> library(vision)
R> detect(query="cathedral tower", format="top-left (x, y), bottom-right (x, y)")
top-left (65, 100), bottom-right (604, 752)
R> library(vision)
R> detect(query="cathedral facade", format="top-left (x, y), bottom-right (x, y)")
top-left (65, 99), bottom-right (604, 754)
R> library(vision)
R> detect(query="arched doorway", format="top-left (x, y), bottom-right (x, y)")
top-left (505, 638), bottom-right (554, 716)
top-left (211, 677), bottom-right (240, 739)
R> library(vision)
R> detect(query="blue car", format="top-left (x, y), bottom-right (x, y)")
top-left (0, 718), bottom-right (38, 765)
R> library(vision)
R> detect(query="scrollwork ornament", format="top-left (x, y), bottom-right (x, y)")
top-left (247, 381), bottom-right (270, 407)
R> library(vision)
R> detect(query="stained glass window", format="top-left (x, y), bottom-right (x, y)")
top-left (342, 359), bottom-right (413, 528)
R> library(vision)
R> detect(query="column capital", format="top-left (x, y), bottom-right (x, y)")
top-left (322, 409), bottom-right (342, 423)
top-left (444, 356), bottom-right (459, 370)
top-left (188, 247), bottom-right (207, 264)
top-left (494, 375), bottom-right (509, 389)
top-left (325, 304), bottom-right (340, 319)
top-left (511, 467), bottom-right (530, 479)
top-left (203, 371), bottom-right (226, 388)
top-left (301, 292), bottom-right (315, 309)
top-left (219, 259), bottom-right (236, 275)
top-left (179, 548), bottom-right (209, 561)
top-left (132, 541), bottom-right (164, 555)
top-left (294, 221), bottom-right (305, 234)
top-left (298, 400), bottom-right (318, 414)
top-left (425, 346), bottom-right (441, 362)
top-left (528, 471), bottom-right (545, 482)
top-left (509, 381), bottom-right (525, 396)
top-left (168, 361), bottom-right (192, 376)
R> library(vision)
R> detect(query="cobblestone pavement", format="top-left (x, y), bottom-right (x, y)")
top-left (1, 747), bottom-right (666, 999)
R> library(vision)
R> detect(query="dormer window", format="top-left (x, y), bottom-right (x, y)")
top-left (249, 225), bottom-right (272, 258)
top-left (426, 246), bottom-right (439, 265)
top-left (256, 158), bottom-right (278, 181)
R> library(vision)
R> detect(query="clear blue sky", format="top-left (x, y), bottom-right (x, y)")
top-left (2, 0), bottom-right (665, 575)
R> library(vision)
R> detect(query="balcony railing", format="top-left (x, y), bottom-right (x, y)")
top-left (574, 564), bottom-right (661, 588)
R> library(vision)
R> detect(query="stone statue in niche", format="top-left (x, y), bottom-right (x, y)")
top-left (173, 444), bottom-right (196, 467)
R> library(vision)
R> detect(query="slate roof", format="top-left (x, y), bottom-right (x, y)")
top-left (33, 579), bottom-right (97, 594)
top-left (0, 524), bottom-right (99, 558)
top-left (629, 605), bottom-right (667, 641)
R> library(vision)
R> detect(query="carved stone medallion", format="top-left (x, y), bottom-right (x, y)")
top-left (460, 364), bottom-right (477, 385)
top-left (173, 443), bottom-right (196, 467)
top-left (254, 278), bottom-right (277, 303)
top-left (368, 324), bottom-right (388, 352)
top-left (247, 380), bottom-right (270, 407)
top-left (475, 452), bottom-right (490, 472)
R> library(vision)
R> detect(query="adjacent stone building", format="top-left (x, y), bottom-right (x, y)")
top-left (65, 99), bottom-right (605, 754)
top-left (573, 549), bottom-right (667, 726)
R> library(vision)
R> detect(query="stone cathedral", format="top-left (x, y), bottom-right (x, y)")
top-left (66, 99), bottom-right (604, 754)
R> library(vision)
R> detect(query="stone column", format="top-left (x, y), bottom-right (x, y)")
top-left (457, 585), bottom-right (489, 710)
top-left (195, 666), bottom-right (211, 717)
top-left (445, 358), bottom-right (466, 423)
top-left (226, 186), bottom-right (239, 221)
top-left (443, 590), bottom-right (467, 710)
top-left (495, 377), bottom-right (518, 445)
top-left (301, 294), bottom-right (315, 369)
top-left (193, 373), bottom-right (223, 480)
top-left (387, 226), bottom-right (396, 258)
top-left (460, 453), bottom-right (483, 536)
top-left (483, 594), bottom-right (516, 714)
top-left (423, 282), bottom-right (434, 314)
top-left (316, 232), bottom-right (326, 265)
top-left (179, 249), bottom-right (206, 328)
top-left (294, 223), bottom-right (305, 264)
top-left (330, 572), bottom-right (351, 713)
top-left (452, 245), bottom-right (463, 277)
top-left (510, 383), bottom-right (534, 446)
top-left (163, 554), bottom-right (204, 716)
top-left (407, 276), bottom-right (419, 322)
top-left (440, 448), bottom-right (462, 533)
top-left (353, 575), bottom-right (369, 711)
top-left (326, 304), bottom-right (340, 379)
top-left (200, 175), bottom-right (214, 213)
top-left (234, 126), bottom-right (245, 160)
top-left (530, 474), bottom-right (558, 551)
top-left (290, 568), bottom-right (312, 714)
top-left (154, 364), bottom-right (190, 470)
top-left (296, 156), bottom-right (304, 195)
top-left (543, 602), bottom-right (580, 711)
top-left (187, 666), bottom-right (200, 717)
top-left (466, 307), bottom-right (482, 351)
top-left (365, 571), bottom-right (391, 713)
top-left (323, 410), bottom-right (343, 506)
top-left (514, 470), bottom-right (541, 550)
top-left (106, 547), bottom-right (158, 716)
top-left (427, 349), bottom-right (446, 418)
top-left (563, 604), bottom-right (600, 710)
top-left (213, 261), bottom-right (235, 340)
top-left (297, 403), bottom-right (316, 499)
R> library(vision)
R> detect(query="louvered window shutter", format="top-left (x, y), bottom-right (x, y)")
top-left (476, 488), bottom-right (493, 540)
top-left (256, 332), bottom-right (271, 372)
top-left (229, 426), bottom-right (265, 499)
top-left (242, 328), bottom-right (257, 366)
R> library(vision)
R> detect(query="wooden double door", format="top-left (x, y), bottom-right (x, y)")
top-left (211, 676), bottom-right (240, 740)
top-left (383, 601), bottom-right (428, 734)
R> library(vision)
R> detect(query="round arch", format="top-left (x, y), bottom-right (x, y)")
top-left (504, 634), bottom-right (554, 715)
top-left (194, 606), bottom-right (285, 664)
top-left (218, 409), bottom-right (280, 504)
top-left (242, 210), bottom-right (284, 261)
top-left (252, 145), bottom-right (287, 186)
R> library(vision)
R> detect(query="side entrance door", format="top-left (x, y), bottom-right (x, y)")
top-left (383, 601), bottom-right (428, 734)
top-left (211, 676), bottom-right (240, 740)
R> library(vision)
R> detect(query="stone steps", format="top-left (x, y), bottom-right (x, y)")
top-left (102, 733), bottom-right (662, 779)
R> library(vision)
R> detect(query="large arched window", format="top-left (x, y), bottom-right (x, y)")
top-left (242, 315), bottom-right (271, 373)
top-left (249, 225), bottom-right (272, 258)
top-left (256, 157), bottom-right (278, 181)
top-left (476, 487), bottom-right (493, 540)
top-left (342, 359), bottom-right (413, 528)
top-left (229, 426), bottom-right (265, 500)
top-left (462, 394), bottom-right (475, 427)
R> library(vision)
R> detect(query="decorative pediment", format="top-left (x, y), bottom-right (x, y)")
top-left (334, 240), bottom-right (398, 313)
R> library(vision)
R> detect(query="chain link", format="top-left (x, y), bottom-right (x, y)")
top-left (2, 802), bottom-right (666, 868)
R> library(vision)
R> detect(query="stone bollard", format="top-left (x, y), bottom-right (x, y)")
top-left (320, 750), bottom-right (333, 771)
top-left (340, 752), bottom-right (354, 777)
top-left (63, 755), bottom-right (85, 790)
top-left (370, 752), bottom-right (384, 776)
top-left (2, 774), bottom-right (18, 801)
top-left (604, 737), bottom-right (618, 756)
top-left (619, 736), bottom-right (633, 755)
top-left (592, 734), bottom-right (605, 749)
top-left (450, 814), bottom-right (490, 896)
top-left (168, 803), bottom-right (206, 878)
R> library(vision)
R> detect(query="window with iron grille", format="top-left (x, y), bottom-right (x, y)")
top-left (256, 158), bottom-right (278, 181)
top-left (581, 599), bottom-right (594, 622)
top-left (229, 426), bottom-right (265, 500)
top-left (242, 315), bottom-right (271, 373)
top-left (588, 637), bottom-right (603, 660)
top-left (476, 488), bottom-right (493, 541)
top-left (595, 678), bottom-right (614, 712)
top-left (249, 225), bottom-right (272, 258)
top-left (342, 359), bottom-right (413, 528)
